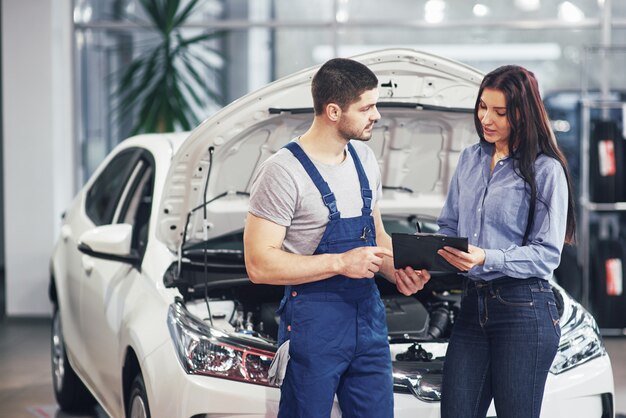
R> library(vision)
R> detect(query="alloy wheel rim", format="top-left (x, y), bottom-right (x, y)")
top-left (51, 310), bottom-right (65, 392)
top-left (129, 394), bottom-right (147, 418)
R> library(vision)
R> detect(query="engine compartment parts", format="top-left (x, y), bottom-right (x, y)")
top-left (382, 295), bottom-right (429, 338)
top-left (396, 343), bottom-right (434, 362)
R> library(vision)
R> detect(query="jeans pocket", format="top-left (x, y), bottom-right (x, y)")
top-left (547, 301), bottom-right (561, 339)
top-left (494, 286), bottom-right (534, 307)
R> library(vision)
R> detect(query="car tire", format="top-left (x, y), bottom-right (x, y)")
top-left (127, 373), bottom-right (151, 418)
top-left (51, 304), bottom-right (96, 413)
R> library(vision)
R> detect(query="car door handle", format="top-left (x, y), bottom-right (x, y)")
top-left (61, 224), bottom-right (72, 242)
top-left (81, 255), bottom-right (94, 274)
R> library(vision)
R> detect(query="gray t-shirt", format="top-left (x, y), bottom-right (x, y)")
top-left (248, 139), bottom-right (382, 255)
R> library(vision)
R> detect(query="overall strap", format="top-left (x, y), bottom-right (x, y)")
top-left (283, 141), bottom-right (340, 220)
top-left (347, 142), bottom-right (373, 216)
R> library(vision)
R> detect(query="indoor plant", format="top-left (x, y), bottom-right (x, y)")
top-left (115, 0), bottom-right (225, 134)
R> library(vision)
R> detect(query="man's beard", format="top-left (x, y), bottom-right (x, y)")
top-left (338, 121), bottom-right (375, 141)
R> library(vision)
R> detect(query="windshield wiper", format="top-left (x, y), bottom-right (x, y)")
top-left (269, 102), bottom-right (474, 114)
top-left (382, 185), bottom-right (414, 194)
top-left (183, 248), bottom-right (244, 264)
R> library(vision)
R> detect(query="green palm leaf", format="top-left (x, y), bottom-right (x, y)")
top-left (114, 0), bottom-right (224, 135)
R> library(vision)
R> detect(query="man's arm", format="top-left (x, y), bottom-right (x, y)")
top-left (372, 205), bottom-right (431, 295)
top-left (244, 213), bottom-right (392, 285)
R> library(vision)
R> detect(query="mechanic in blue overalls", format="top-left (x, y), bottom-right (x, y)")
top-left (244, 58), bottom-right (431, 417)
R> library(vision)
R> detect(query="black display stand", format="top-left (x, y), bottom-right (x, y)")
top-left (577, 45), bottom-right (626, 336)
top-left (579, 98), bottom-right (626, 336)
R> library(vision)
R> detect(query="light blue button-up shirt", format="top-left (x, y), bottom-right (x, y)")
top-left (437, 140), bottom-right (568, 281)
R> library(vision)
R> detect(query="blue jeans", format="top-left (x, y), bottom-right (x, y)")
top-left (441, 277), bottom-right (561, 418)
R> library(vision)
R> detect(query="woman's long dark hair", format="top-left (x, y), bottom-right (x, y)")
top-left (474, 65), bottom-right (576, 245)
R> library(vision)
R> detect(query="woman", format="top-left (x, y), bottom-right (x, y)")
top-left (437, 65), bottom-right (576, 418)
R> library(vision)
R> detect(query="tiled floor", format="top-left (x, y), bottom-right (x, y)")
top-left (0, 318), bottom-right (106, 418)
top-left (0, 317), bottom-right (624, 418)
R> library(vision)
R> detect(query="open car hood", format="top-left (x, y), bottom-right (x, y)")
top-left (157, 48), bottom-right (483, 253)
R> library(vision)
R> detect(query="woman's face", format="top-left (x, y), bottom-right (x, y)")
top-left (477, 87), bottom-right (511, 148)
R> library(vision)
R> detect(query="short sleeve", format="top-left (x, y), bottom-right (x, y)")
top-left (249, 160), bottom-right (298, 227)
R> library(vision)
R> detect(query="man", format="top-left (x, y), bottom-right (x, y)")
top-left (244, 58), bottom-right (430, 418)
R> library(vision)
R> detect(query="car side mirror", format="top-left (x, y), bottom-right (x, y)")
top-left (77, 224), bottom-right (140, 265)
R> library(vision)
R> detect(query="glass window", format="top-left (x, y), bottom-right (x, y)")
top-left (74, 0), bottom-right (622, 188)
top-left (117, 156), bottom-right (155, 254)
top-left (273, 29), bottom-right (334, 77)
top-left (85, 149), bottom-right (139, 225)
top-left (581, 45), bottom-right (626, 92)
top-left (343, 0), bottom-right (602, 21)
top-left (331, 27), bottom-right (601, 92)
top-left (382, 214), bottom-right (439, 235)
top-left (75, 0), bottom-right (225, 181)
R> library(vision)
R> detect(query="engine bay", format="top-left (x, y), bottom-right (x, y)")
top-left (169, 257), bottom-right (463, 351)
top-left (165, 254), bottom-right (469, 396)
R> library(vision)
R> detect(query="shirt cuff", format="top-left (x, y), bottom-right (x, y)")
top-left (483, 249), bottom-right (505, 272)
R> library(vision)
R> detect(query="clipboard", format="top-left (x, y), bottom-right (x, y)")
top-left (392, 232), bottom-right (469, 272)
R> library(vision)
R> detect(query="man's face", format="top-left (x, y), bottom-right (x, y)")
top-left (337, 88), bottom-right (381, 141)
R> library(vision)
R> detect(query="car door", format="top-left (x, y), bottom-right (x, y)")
top-left (62, 148), bottom-right (141, 380)
top-left (77, 150), bottom-right (155, 411)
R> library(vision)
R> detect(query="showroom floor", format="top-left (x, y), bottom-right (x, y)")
top-left (0, 318), bottom-right (624, 418)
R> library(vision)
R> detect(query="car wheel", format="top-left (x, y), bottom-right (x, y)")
top-left (127, 373), bottom-right (151, 418)
top-left (51, 304), bottom-right (96, 413)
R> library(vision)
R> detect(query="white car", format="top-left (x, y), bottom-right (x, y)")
top-left (49, 49), bottom-right (615, 418)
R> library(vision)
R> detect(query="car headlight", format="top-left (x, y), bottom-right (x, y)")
top-left (550, 292), bottom-right (606, 374)
top-left (167, 302), bottom-right (276, 386)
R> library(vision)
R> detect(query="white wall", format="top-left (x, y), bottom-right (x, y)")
top-left (2, 0), bottom-right (74, 316)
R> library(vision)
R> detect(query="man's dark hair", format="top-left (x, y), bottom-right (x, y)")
top-left (311, 58), bottom-right (378, 115)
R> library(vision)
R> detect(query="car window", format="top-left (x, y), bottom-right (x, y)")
top-left (116, 154), bottom-right (155, 255)
top-left (382, 216), bottom-right (439, 235)
top-left (85, 149), bottom-right (140, 226)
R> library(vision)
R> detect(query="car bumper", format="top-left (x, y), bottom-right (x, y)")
top-left (144, 337), bottom-right (282, 418)
top-left (144, 340), bottom-right (614, 418)
top-left (397, 354), bottom-right (615, 418)
top-left (540, 353), bottom-right (614, 418)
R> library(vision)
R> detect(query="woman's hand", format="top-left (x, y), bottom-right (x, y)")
top-left (437, 244), bottom-right (486, 272)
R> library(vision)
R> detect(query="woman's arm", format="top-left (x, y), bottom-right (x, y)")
top-left (439, 159), bottom-right (568, 278)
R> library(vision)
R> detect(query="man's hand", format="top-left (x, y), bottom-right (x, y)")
top-left (394, 267), bottom-right (431, 296)
top-left (437, 244), bottom-right (486, 272)
top-left (338, 246), bottom-right (393, 279)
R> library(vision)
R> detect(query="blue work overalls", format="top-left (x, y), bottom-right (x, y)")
top-left (276, 141), bottom-right (393, 418)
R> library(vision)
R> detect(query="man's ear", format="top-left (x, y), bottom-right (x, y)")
top-left (326, 103), bottom-right (342, 122)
